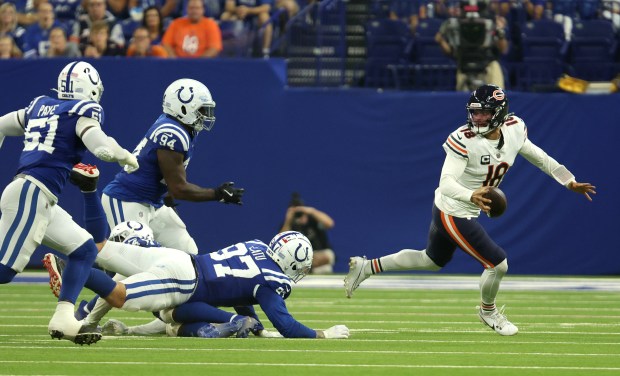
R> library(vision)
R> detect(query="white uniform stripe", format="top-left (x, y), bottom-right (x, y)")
top-left (441, 212), bottom-right (491, 268)
top-left (69, 100), bottom-right (89, 114)
top-left (25, 96), bottom-right (45, 116)
top-left (151, 125), bottom-right (190, 151)
top-left (261, 268), bottom-right (288, 279)
top-left (265, 275), bottom-right (292, 286)
top-left (74, 103), bottom-right (99, 116)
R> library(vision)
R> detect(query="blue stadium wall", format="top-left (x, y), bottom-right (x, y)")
top-left (0, 59), bottom-right (617, 275)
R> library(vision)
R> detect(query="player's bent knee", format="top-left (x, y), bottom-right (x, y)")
top-left (0, 263), bottom-right (17, 284)
top-left (423, 251), bottom-right (442, 271)
top-left (104, 283), bottom-right (127, 308)
top-left (159, 307), bottom-right (176, 323)
top-left (493, 259), bottom-right (508, 276)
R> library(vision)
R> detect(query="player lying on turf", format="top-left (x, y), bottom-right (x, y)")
top-left (45, 229), bottom-right (349, 339)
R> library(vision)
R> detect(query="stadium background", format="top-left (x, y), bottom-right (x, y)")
top-left (0, 58), bottom-right (616, 275)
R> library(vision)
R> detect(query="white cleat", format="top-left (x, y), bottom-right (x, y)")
top-left (49, 310), bottom-right (102, 345)
top-left (344, 256), bottom-right (370, 298)
top-left (479, 306), bottom-right (519, 336)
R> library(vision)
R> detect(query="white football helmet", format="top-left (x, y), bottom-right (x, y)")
top-left (56, 61), bottom-right (104, 102)
top-left (109, 221), bottom-right (155, 243)
top-left (162, 78), bottom-right (216, 132)
top-left (267, 231), bottom-right (313, 283)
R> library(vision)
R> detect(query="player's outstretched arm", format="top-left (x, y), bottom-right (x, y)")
top-left (157, 149), bottom-right (244, 204)
top-left (567, 181), bottom-right (596, 202)
top-left (78, 119), bottom-right (139, 172)
top-left (0, 110), bottom-right (26, 149)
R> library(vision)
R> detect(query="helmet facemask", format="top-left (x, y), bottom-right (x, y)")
top-left (466, 85), bottom-right (508, 136)
top-left (162, 78), bottom-right (216, 133)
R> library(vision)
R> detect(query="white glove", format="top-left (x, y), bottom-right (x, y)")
top-left (119, 150), bottom-right (139, 173)
top-left (257, 329), bottom-right (283, 338)
top-left (323, 325), bottom-right (349, 339)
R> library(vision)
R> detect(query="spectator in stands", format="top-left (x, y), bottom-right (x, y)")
top-left (22, 2), bottom-right (60, 58)
top-left (435, 0), bottom-right (509, 91)
top-left (0, 3), bottom-right (26, 52)
top-left (550, 0), bottom-right (576, 41)
top-left (161, 0), bottom-right (222, 58)
top-left (280, 192), bottom-right (336, 275)
top-left (0, 34), bottom-right (20, 58)
top-left (82, 19), bottom-right (126, 57)
top-left (74, 0), bottom-right (125, 48)
top-left (49, 0), bottom-right (82, 30)
top-left (46, 25), bottom-right (81, 57)
top-left (524, 0), bottom-right (545, 20)
top-left (275, 0), bottom-right (299, 20)
top-left (127, 25), bottom-right (168, 57)
top-left (129, 0), bottom-right (178, 19)
top-left (603, 0), bottom-right (620, 30)
top-left (489, 0), bottom-right (511, 18)
top-left (142, 5), bottom-right (166, 45)
top-left (11, 0), bottom-right (47, 26)
top-left (220, 0), bottom-right (272, 57)
top-left (389, 0), bottom-right (426, 32)
top-left (108, 0), bottom-right (130, 20)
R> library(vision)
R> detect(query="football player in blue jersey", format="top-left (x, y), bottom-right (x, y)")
top-left (101, 78), bottom-right (244, 256)
top-left (46, 230), bottom-right (350, 339)
top-left (0, 61), bottom-right (139, 345)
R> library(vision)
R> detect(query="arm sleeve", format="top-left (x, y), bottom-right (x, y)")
top-left (256, 286), bottom-right (316, 338)
top-left (519, 139), bottom-right (575, 186)
top-left (438, 152), bottom-right (474, 202)
top-left (0, 109), bottom-right (26, 149)
top-left (78, 117), bottom-right (132, 163)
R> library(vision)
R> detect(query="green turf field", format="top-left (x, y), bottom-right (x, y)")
top-left (1, 275), bottom-right (620, 376)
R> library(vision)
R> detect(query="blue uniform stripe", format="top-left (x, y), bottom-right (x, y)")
top-left (0, 181), bottom-right (33, 262)
top-left (126, 278), bottom-right (196, 288)
top-left (7, 187), bottom-right (40, 266)
top-left (64, 61), bottom-right (79, 95)
top-left (126, 286), bottom-right (195, 300)
top-left (117, 199), bottom-right (125, 222)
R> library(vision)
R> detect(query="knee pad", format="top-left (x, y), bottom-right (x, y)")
top-left (0, 263), bottom-right (17, 284)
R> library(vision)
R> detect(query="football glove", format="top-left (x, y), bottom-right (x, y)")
top-left (120, 150), bottom-right (139, 173)
top-left (323, 325), bottom-right (350, 339)
top-left (215, 182), bottom-right (244, 205)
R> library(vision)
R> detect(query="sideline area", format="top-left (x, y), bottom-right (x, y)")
top-left (15, 272), bottom-right (620, 292)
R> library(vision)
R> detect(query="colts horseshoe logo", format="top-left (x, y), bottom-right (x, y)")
top-left (294, 243), bottom-right (308, 262)
top-left (84, 67), bottom-right (100, 85)
top-left (176, 86), bottom-right (194, 104)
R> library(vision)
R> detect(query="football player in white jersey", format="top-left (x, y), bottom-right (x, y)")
top-left (344, 84), bottom-right (595, 336)
top-left (0, 61), bottom-right (139, 345)
top-left (101, 78), bottom-right (244, 255)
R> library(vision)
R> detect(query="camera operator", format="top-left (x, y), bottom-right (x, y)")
top-left (280, 193), bottom-right (336, 274)
top-left (435, 0), bottom-right (509, 91)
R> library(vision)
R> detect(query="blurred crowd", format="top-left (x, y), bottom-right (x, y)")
top-left (0, 0), bottom-right (309, 59)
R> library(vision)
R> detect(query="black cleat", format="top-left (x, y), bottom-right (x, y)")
top-left (69, 163), bottom-right (99, 192)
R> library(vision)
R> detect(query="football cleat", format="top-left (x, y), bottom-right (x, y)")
top-left (42, 253), bottom-right (65, 298)
top-left (69, 163), bottom-right (100, 192)
top-left (49, 312), bottom-right (102, 345)
top-left (344, 256), bottom-right (369, 298)
top-left (232, 316), bottom-right (261, 338)
top-left (479, 306), bottom-right (519, 336)
top-left (101, 319), bottom-right (129, 336)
